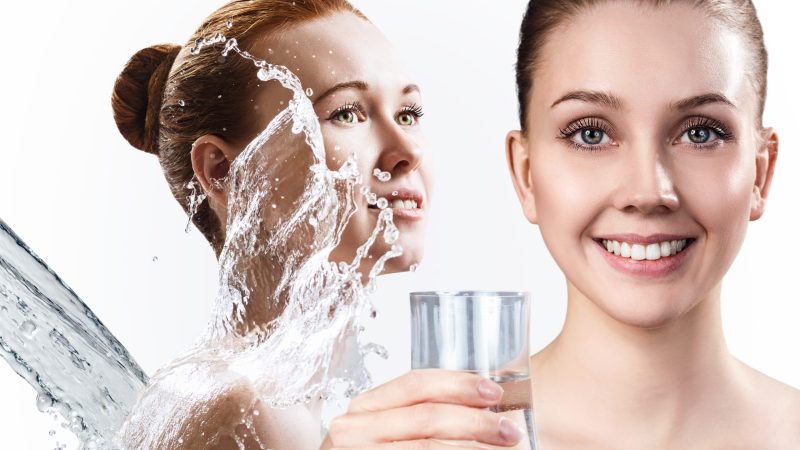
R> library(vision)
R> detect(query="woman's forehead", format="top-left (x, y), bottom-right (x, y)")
top-left (531, 2), bottom-right (756, 115)
top-left (251, 12), bottom-right (409, 91)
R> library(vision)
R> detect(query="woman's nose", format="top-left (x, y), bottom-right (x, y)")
top-left (375, 123), bottom-right (423, 176)
top-left (612, 143), bottom-right (679, 214)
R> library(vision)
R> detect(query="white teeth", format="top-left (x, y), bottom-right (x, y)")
top-left (646, 243), bottom-right (661, 260)
top-left (601, 238), bottom-right (689, 261)
top-left (631, 244), bottom-right (646, 261)
top-left (390, 199), bottom-right (418, 210)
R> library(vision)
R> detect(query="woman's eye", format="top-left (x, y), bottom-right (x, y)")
top-left (572, 128), bottom-right (610, 146)
top-left (334, 110), bottom-right (357, 124)
top-left (682, 126), bottom-right (718, 144)
top-left (397, 112), bottom-right (416, 126)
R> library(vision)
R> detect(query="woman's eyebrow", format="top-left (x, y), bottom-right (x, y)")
top-left (550, 90), bottom-right (622, 109)
top-left (313, 80), bottom-right (368, 105)
top-left (670, 93), bottom-right (736, 111)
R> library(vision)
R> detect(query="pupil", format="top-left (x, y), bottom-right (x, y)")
top-left (689, 127), bottom-right (709, 143)
top-left (582, 129), bottom-right (603, 145)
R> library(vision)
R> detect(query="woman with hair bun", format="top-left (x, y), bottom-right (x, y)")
top-left (110, 0), bottom-right (447, 448)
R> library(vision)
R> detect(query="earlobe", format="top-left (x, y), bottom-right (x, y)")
top-left (505, 130), bottom-right (538, 224)
top-left (191, 135), bottom-right (235, 211)
top-left (750, 128), bottom-right (778, 221)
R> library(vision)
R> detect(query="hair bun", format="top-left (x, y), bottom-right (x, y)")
top-left (112, 44), bottom-right (181, 155)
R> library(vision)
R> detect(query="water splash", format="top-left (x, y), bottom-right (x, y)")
top-left (0, 219), bottom-right (148, 449)
top-left (373, 168), bottom-right (391, 182)
top-left (118, 35), bottom-right (404, 447)
top-left (184, 177), bottom-right (207, 233)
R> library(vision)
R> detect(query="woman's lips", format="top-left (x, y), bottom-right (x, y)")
top-left (367, 188), bottom-right (424, 221)
top-left (593, 235), bottom-right (696, 278)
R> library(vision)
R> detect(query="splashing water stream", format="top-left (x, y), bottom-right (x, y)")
top-left (1, 32), bottom-right (402, 449)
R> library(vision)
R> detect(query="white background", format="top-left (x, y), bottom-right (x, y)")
top-left (1, 1), bottom-right (798, 448)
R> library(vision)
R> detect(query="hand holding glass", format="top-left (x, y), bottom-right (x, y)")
top-left (410, 291), bottom-right (538, 450)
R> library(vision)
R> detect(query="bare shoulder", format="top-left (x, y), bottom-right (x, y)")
top-left (739, 364), bottom-right (800, 448)
top-left (117, 360), bottom-right (320, 449)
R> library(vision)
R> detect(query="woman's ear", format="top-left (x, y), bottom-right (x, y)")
top-left (506, 130), bottom-right (538, 224)
top-left (191, 134), bottom-right (235, 213)
top-left (750, 128), bottom-right (778, 221)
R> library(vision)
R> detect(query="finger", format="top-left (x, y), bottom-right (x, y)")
top-left (328, 403), bottom-right (523, 447)
top-left (348, 369), bottom-right (503, 413)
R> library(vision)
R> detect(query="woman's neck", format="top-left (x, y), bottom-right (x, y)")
top-left (532, 282), bottom-right (746, 445)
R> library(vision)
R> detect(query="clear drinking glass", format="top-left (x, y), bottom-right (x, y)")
top-left (410, 291), bottom-right (538, 450)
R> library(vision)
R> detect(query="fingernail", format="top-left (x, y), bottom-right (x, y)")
top-left (477, 379), bottom-right (502, 401)
top-left (499, 417), bottom-right (522, 443)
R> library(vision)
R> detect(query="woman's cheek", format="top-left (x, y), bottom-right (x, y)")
top-left (532, 152), bottom-right (606, 253)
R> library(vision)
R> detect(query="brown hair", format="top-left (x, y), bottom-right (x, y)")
top-left (514, 0), bottom-right (768, 131)
top-left (111, 0), bottom-right (366, 257)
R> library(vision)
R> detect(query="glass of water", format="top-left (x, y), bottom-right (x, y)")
top-left (410, 291), bottom-right (538, 450)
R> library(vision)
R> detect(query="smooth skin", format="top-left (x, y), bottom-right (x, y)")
top-left (505, 3), bottom-right (799, 449)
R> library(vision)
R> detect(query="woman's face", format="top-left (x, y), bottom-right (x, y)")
top-left (507, 3), bottom-right (777, 328)
top-left (247, 12), bottom-right (432, 275)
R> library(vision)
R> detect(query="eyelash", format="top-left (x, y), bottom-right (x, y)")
top-left (326, 102), bottom-right (425, 124)
top-left (680, 116), bottom-right (734, 147)
top-left (558, 117), bottom-right (614, 152)
top-left (400, 103), bottom-right (424, 118)
top-left (327, 101), bottom-right (365, 121)
top-left (556, 116), bottom-right (735, 152)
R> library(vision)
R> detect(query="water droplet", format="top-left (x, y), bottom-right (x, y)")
top-left (409, 263), bottom-right (419, 272)
top-left (334, 145), bottom-right (341, 151)
top-left (217, 94), bottom-right (223, 99)
top-left (257, 68), bottom-right (270, 81)
top-left (48, 430), bottom-right (55, 436)
top-left (240, 407), bottom-right (245, 413)
top-left (226, 20), bottom-right (233, 28)
top-left (36, 393), bottom-right (53, 412)
top-left (328, 50), bottom-right (333, 54)
top-left (305, 87), bottom-right (313, 97)
top-left (152, 256), bottom-right (158, 262)
top-left (392, 191), bottom-right (398, 196)
top-left (271, 204), bottom-right (277, 209)
top-left (365, 192), bottom-right (378, 205)
top-left (373, 169), bottom-right (391, 182)
top-left (20, 320), bottom-right (36, 338)
top-left (178, 438), bottom-right (184, 444)
top-left (178, 99), bottom-right (185, 107)
top-left (253, 410), bottom-right (260, 416)
top-left (376, 198), bottom-right (388, 210)
top-left (267, 48), bottom-right (274, 55)
top-left (383, 225), bottom-right (399, 244)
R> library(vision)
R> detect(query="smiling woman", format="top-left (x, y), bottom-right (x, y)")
top-left (504, 0), bottom-right (799, 447)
